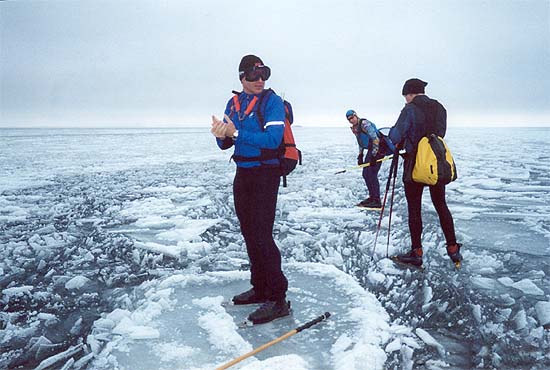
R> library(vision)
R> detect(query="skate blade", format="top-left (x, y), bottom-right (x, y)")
top-left (222, 300), bottom-right (265, 307)
top-left (356, 206), bottom-right (382, 211)
top-left (390, 256), bottom-right (424, 271)
top-left (237, 319), bottom-right (254, 328)
top-left (237, 309), bottom-right (293, 328)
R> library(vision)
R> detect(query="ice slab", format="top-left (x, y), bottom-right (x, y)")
top-left (65, 275), bottom-right (91, 290)
top-left (511, 279), bottom-right (544, 296)
top-left (535, 301), bottom-right (550, 327)
top-left (89, 262), bottom-right (393, 370)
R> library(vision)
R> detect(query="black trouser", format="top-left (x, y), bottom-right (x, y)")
top-left (233, 166), bottom-right (288, 301)
top-left (404, 180), bottom-right (456, 249)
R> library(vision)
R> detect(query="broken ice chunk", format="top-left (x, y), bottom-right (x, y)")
top-left (535, 301), bottom-right (550, 327)
top-left (64, 275), bottom-right (91, 290)
top-left (511, 279), bottom-right (544, 296)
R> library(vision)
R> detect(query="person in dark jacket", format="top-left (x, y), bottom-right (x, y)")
top-left (346, 110), bottom-right (389, 209)
top-left (210, 55), bottom-right (290, 324)
top-left (388, 78), bottom-right (463, 268)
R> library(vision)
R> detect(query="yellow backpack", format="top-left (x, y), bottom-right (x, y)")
top-left (412, 133), bottom-right (457, 185)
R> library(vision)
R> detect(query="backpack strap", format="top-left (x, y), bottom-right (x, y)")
top-left (230, 91), bottom-right (259, 119)
top-left (284, 100), bottom-right (294, 124)
top-left (411, 98), bottom-right (439, 136)
top-left (230, 89), bottom-right (279, 163)
top-left (255, 88), bottom-right (275, 127)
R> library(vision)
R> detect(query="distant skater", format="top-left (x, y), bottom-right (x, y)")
top-left (210, 54), bottom-right (290, 324)
top-left (345, 109), bottom-right (392, 210)
top-left (388, 78), bottom-right (463, 268)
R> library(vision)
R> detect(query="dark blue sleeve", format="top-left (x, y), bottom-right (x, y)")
top-left (389, 105), bottom-right (414, 150)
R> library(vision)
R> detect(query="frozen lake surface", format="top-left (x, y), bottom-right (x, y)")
top-left (0, 126), bottom-right (549, 369)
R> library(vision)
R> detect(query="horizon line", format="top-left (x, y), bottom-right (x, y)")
top-left (1, 123), bottom-right (550, 129)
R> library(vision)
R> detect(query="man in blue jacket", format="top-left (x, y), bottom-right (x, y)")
top-left (346, 110), bottom-right (389, 210)
top-left (388, 78), bottom-right (463, 268)
top-left (210, 55), bottom-right (290, 324)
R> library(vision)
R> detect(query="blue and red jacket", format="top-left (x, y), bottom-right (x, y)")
top-left (352, 118), bottom-right (392, 162)
top-left (216, 90), bottom-right (285, 168)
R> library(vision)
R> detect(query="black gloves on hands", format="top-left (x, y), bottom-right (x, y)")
top-left (357, 154), bottom-right (364, 166)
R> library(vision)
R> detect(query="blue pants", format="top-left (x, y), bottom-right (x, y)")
top-left (233, 166), bottom-right (288, 301)
top-left (362, 160), bottom-right (382, 199)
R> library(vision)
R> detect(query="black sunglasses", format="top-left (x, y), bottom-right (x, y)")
top-left (240, 65), bottom-right (271, 82)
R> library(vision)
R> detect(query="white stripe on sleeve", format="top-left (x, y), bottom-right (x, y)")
top-left (264, 121), bottom-right (285, 127)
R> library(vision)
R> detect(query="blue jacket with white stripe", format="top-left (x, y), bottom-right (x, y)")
top-left (216, 90), bottom-right (285, 168)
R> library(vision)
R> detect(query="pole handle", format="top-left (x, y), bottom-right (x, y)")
top-left (216, 312), bottom-right (332, 370)
top-left (296, 312), bottom-right (331, 332)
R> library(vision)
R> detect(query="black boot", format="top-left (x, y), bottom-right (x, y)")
top-left (247, 299), bottom-right (291, 324)
top-left (357, 197), bottom-right (381, 210)
top-left (447, 243), bottom-right (463, 264)
top-left (356, 197), bottom-right (372, 207)
top-left (232, 288), bottom-right (267, 305)
top-left (364, 197), bottom-right (382, 209)
top-left (393, 247), bottom-right (423, 267)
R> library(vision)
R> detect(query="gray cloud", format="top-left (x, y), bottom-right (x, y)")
top-left (1, 0), bottom-right (549, 127)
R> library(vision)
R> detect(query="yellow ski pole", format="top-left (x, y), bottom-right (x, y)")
top-left (216, 312), bottom-right (331, 370)
top-left (334, 154), bottom-right (394, 174)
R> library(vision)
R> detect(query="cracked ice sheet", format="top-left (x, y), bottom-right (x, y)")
top-left (88, 262), bottom-right (395, 370)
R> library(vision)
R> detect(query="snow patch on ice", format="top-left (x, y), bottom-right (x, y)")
top-left (152, 341), bottom-right (199, 362)
top-left (157, 218), bottom-right (221, 242)
top-left (112, 317), bottom-right (160, 340)
top-left (239, 354), bottom-right (310, 370)
top-left (193, 295), bottom-right (252, 355)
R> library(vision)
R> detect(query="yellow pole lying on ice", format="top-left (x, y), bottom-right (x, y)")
top-left (215, 312), bottom-right (331, 370)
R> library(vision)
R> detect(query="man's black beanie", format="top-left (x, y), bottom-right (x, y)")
top-left (402, 78), bottom-right (428, 95)
top-left (239, 55), bottom-right (264, 73)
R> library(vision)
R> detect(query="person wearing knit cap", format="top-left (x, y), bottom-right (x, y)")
top-left (210, 55), bottom-right (290, 324)
top-left (388, 78), bottom-right (463, 268)
top-left (401, 78), bottom-right (428, 96)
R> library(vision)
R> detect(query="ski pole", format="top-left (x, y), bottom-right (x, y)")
top-left (334, 155), bottom-right (393, 174)
top-left (215, 312), bottom-right (331, 370)
top-left (372, 153), bottom-right (399, 257)
top-left (385, 154), bottom-right (399, 258)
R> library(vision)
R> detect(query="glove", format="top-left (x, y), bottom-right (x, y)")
top-left (357, 154), bottom-right (364, 166)
top-left (369, 157), bottom-right (377, 167)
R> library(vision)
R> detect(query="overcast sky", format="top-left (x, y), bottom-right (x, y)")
top-left (1, 0), bottom-right (549, 128)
